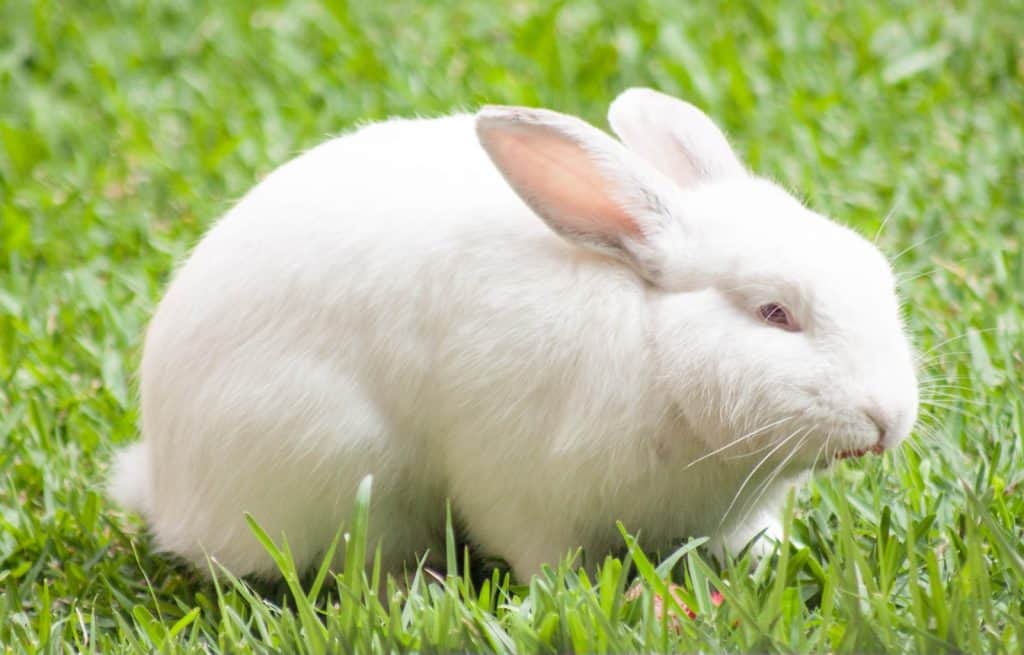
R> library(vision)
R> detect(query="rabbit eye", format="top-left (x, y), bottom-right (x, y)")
top-left (759, 303), bottom-right (798, 331)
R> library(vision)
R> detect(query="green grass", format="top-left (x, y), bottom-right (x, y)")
top-left (2, 0), bottom-right (1022, 652)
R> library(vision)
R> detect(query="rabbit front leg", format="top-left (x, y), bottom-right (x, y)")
top-left (711, 484), bottom-right (793, 560)
top-left (493, 532), bottom-right (580, 584)
top-left (455, 492), bottom-right (578, 583)
top-left (718, 510), bottom-right (783, 559)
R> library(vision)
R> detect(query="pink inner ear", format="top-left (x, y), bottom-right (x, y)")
top-left (485, 125), bottom-right (642, 238)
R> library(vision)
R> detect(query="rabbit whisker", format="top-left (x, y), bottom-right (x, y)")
top-left (717, 426), bottom-right (806, 533)
top-left (682, 415), bottom-right (795, 470)
top-left (735, 431), bottom-right (814, 530)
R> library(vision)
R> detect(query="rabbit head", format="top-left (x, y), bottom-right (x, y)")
top-left (477, 88), bottom-right (918, 472)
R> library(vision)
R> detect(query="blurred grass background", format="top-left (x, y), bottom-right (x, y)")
top-left (1, 0), bottom-right (1022, 652)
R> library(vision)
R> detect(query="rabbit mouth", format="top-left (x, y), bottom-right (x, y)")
top-left (834, 442), bottom-right (885, 461)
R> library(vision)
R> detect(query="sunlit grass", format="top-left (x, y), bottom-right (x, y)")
top-left (1, 0), bottom-right (1022, 652)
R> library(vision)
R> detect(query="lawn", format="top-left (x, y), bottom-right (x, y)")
top-left (1, 0), bottom-right (1022, 652)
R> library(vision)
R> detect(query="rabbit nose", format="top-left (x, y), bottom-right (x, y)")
top-left (863, 403), bottom-right (904, 450)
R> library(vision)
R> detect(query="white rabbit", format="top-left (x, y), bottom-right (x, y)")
top-left (109, 88), bottom-right (918, 581)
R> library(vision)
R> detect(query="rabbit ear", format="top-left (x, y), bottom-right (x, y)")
top-left (476, 105), bottom-right (686, 284)
top-left (608, 87), bottom-right (745, 189)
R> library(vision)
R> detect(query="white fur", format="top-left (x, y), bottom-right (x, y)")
top-left (109, 88), bottom-right (918, 580)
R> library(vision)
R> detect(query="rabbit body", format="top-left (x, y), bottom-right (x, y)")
top-left (111, 90), bottom-right (918, 580)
